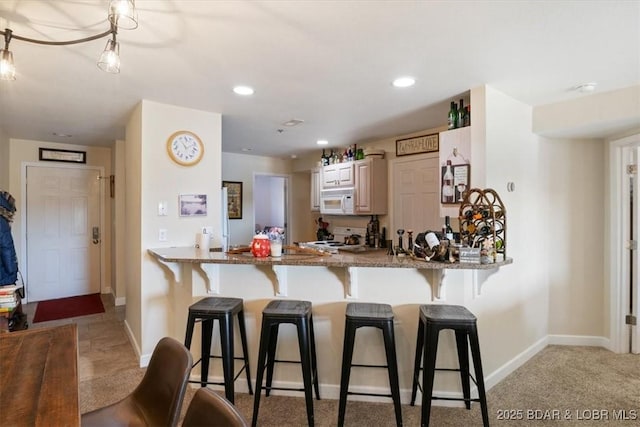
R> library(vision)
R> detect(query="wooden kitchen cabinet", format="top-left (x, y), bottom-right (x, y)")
top-left (322, 162), bottom-right (355, 188)
top-left (354, 157), bottom-right (387, 215)
top-left (311, 167), bottom-right (321, 211)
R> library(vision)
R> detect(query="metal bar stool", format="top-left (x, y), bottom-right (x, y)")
top-left (410, 304), bottom-right (489, 427)
top-left (251, 300), bottom-right (320, 427)
top-left (337, 302), bottom-right (402, 427)
top-left (184, 297), bottom-right (253, 404)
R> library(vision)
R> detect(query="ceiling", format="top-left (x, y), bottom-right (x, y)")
top-left (0, 1), bottom-right (638, 159)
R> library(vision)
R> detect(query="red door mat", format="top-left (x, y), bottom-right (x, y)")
top-left (33, 293), bottom-right (105, 323)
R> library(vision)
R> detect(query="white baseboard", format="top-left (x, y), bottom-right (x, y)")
top-left (123, 319), bottom-right (152, 368)
top-left (547, 334), bottom-right (609, 347)
top-left (114, 296), bottom-right (126, 306)
top-left (484, 335), bottom-right (549, 391)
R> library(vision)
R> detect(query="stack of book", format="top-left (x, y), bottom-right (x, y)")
top-left (0, 284), bottom-right (22, 313)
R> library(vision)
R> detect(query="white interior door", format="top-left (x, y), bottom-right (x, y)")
top-left (26, 166), bottom-right (101, 302)
top-left (391, 154), bottom-right (440, 245)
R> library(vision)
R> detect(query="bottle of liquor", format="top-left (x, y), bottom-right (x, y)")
top-left (464, 105), bottom-right (471, 127)
top-left (444, 216), bottom-right (454, 240)
top-left (321, 149), bottom-right (329, 166)
top-left (442, 160), bottom-right (455, 203)
top-left (447, 101), bottom-right (457, 130)
top-left (457, 99), bottom-right (464, 128)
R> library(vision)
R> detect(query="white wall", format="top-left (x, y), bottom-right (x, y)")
top-left (254, 175), bottom-right (285, 232)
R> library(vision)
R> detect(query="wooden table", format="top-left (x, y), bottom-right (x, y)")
top-left (0, 324), bottom-right (79, 426)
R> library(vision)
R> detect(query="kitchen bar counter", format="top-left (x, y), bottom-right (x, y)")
top-left (148, 246), bottom-right (512, 300)
top-left (148, 246), bottom-right (513, 270)
top-left (146, 245), bottom-right (516, 407)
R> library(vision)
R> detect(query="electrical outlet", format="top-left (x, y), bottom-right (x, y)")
top-left (159, 229), bottom-right (167, 241)
top-left (203, 226), bottom-right (214, 236)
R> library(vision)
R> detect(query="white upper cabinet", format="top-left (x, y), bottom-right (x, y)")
top-left (354, 157), bottom-right (387, 215)
top-left (322, 162), bottom-right (355, 188)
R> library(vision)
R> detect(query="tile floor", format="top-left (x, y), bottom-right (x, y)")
top-left (23, 294), bottom-right (139, 382)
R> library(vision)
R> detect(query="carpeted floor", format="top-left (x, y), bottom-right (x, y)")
top-left (80, 344), bottom-right (640, 426)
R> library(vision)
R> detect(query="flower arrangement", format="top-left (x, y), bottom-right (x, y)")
top-left (266, 226), bottom-right (285, 242)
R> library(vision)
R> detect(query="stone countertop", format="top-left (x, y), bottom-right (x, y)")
top-left (147, 247), bottom-right (513, 270)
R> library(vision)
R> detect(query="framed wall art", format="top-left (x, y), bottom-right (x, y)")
top-left (179, 194), bottom-right (207, 217)
top-left (222, 181), bottom-right (243, 219)
top-left (39, 148), bottom-right (86, 164)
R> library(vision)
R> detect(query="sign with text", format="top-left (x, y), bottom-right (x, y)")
top-left (395, 133), bottom-right (439, 156)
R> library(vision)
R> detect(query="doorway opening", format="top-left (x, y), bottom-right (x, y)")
top-left (609, 134), bottom-right (640, 354)
top-left (253, 174), bottom-right (290, 245)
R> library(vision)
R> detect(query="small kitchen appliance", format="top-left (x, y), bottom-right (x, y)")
top-left (300, 226), bottom-right (366, 254)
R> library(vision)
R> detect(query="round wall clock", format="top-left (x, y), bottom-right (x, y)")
top-left (166, 130), bottom-right (204, 166)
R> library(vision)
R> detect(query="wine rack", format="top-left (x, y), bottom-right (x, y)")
top-left (458, 188), bottom-right (507, 260)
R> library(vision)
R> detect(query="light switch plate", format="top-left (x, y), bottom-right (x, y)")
top-left (158, 201), bottom-right (168, 216)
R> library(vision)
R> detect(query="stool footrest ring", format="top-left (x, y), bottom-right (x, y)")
top-left (347, 391), bottom-right (394, 399)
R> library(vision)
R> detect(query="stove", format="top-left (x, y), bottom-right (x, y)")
top-left (300, 227), bottom-right (367, 254)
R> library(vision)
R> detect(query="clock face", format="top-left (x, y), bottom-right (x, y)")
top-left (166, 131), bottom-right (204, 166)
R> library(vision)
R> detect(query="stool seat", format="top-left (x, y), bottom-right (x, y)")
top-left (421, 304), bottom-right (476, 325)
top-left (252, 299), bottom-right (319, 427)
top-left (189, 297), bottom-right (244, 316)
top-left (338, 302), bottom-right (402, 427)
top-left (184, 297), bottom-right (252, 405)
top-left (262, 299), bottom-right (311, 317)
top-left (346, 302), bottom-right (394, 320)
top-left (411, 304), bottom-right (489, 427)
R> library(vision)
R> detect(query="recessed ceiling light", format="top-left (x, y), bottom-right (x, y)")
top-left (392, 76), bottom-right (416, 88)
top-left (53, 132), bottom-right (72, 137)
top-left (317, 140), bottom-right (329, 145)
top-left (241, 147), bottom-right (252, 152)
top-left (574, 82), bottom-right (597, 93)
top-left (233, 86), bottom-right (254, 96)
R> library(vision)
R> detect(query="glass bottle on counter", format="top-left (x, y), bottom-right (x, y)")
top-left (442, 161), bottom-right (455, 203)
top-left (444, 216), bottom-right (454, 241)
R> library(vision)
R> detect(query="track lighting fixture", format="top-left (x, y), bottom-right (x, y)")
top-left (0, 0), bottom-right (138, 81)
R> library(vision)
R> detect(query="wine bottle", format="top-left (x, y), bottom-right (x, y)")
top-left (321, 149), bottom-right (328, 166)
top-left (445, 216), bottom-right (454, 240)
top-left (464, 105), bottom-right (471, 127)
top-left (447, 102), bottom-right (457, 130)
top-left (457, 99), bottom-right (464, 128)
top-left (442, 160), bottom-right (455, 203)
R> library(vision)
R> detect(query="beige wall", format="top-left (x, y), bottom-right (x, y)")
top-left (134, 100), bottom-right (222, 357)
top-left (533, 85), bottom-right (640, 138)
top-left (124, 104), bottom-right (143, 351)
top-left (7, 138), bottom-right (112, 300)
top-left (544, 138), bottom-right (605, 336)
top-left (0, 127), bottom-right (8, 190)
top-left (112, 140), bottom-right (126, 305)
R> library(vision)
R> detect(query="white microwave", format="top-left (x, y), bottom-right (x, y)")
top-left (320, 187), bottom-right (355, 215)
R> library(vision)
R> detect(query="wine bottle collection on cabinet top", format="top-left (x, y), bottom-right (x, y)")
top-left (447, 98), bottom-right (471, 130)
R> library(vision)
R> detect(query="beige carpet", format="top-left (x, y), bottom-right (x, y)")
top-left (80, 345), bottom-right (640, 426)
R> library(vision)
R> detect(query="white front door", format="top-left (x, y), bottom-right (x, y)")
top-left (26, 166), bottom-right (101, 302)
top-left (391, 154), bottom-right (440, 245)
